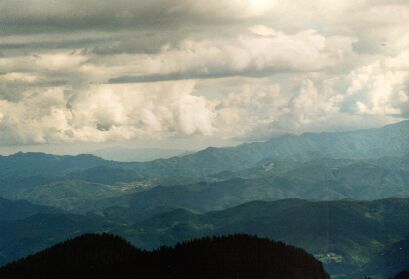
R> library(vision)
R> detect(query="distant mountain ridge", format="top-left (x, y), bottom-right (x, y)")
top-left (1, 120), bottom-right (408, 180)
top-left (91, 147), bottom-right (191, 162)
top-left (1, 120), bottom-right (409, 215)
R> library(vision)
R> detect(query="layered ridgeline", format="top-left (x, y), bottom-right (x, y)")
top-left (0, 234), bottom-right (329, 279)
top-left (118, 119), bottom-right (409, 177)
top-left (91, 147), bottom-right (190, 162)
top-left (1, 122), bottom-right (409, 213)
top-left (0, 120), bottom-right (408, 184)
top-left (1, 120), bottom-right (409, 278)
top-left (3, 153), bottom-right (409, 215)
top-left (2, 197), bottom-right (409, 278)
top-left (84, 154), bottom-right (409, 220)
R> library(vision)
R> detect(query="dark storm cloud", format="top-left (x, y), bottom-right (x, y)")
top-left (0, 0), bottom-right (272, 35)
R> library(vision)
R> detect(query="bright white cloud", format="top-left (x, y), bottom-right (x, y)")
top-left (0, 0), bottom-right (408, 147)
top-left (0, 81), bottom-right (217, 144)
top-left (342, 53), bottom-right (409, 116)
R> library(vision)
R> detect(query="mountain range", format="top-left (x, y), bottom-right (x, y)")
top-left (91, 147), bottom-right (191, 162)
top-left (1, 120), bottom-right (409, 278)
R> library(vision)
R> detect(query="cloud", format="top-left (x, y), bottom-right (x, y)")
top-left (108, 27), bottom-right (356, 83)
top-left (0, 0), bottom-right (408, 146)
top-left (1, 50), bottom-right (408, 144)
top-left (342, 51), bottom-right (409, 116)
top-left (0, 26), bottom-right (357, 86)
top-left (0, 81), bottom-right (217, 144)
top-left (0, 0), bottom-right (276, 35)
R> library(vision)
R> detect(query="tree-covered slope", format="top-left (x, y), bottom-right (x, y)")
top-left (0, 153), bottom-right (114, 195)
top-left (4, 153), bottom-right (409, 215)
top-left (0, 197), bottom-right (60, 221)
top-left (0, 212), bottom-right (111, 266)
top-left (365, 236), bottom-right (409, 278)
top-left (120, 198), bottom-right (409, 277)
top-left (1, 198), bottom-right (409, 277)
top-left (6, 180), bottom-right (137, 211)
top-left (0, 233), bottom-right (329, 279)
top-left (85, 155), bottom-right (409, 220)
top-left (394, 271), bottom-right (409, 279)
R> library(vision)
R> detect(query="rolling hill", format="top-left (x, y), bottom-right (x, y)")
top-left (82, 155), bottom-right (409, 220)
top-left (0, 197), bottom-right (60, 221)
top-left (364, 236), bottom-right (409, 278)
top-left (1, 198), bottom-right (409, 277)
top-left (119, 198), bottom-right (409, 278)
top-left (0, 208), bottom-right (112, 266)
top-left (0, 121), bottom-right (408, 215)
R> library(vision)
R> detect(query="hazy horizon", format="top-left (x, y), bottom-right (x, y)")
top-left (0, 118), bottom-right (407, 156)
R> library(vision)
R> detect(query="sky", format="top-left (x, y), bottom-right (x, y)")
top-left (0, 0), bottom-right (408, 154)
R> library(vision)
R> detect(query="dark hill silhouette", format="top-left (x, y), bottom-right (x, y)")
top-left (0, 233), bottom-right (329, 279)
top-left (395, 271), bottom-right (409, 279)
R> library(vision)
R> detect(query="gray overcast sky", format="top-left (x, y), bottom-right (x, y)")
top-left (0, 0), bottom-right (408, 154)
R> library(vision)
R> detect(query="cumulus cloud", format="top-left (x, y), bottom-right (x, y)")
top-left (342, 52), bottom-right (409, 116)
top-left (0, 81), bottom-right (217, 144)
top-left (108, 27), bottom-right (356, 83)
top-left (0, 0), bottom-right (408, 146)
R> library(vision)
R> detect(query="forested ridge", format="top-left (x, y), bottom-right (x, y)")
top-left (0, 233), bottom-right (329, 279)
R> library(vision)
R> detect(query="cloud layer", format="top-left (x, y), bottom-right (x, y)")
top-left (0, 0), bottom-right (408, 145)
